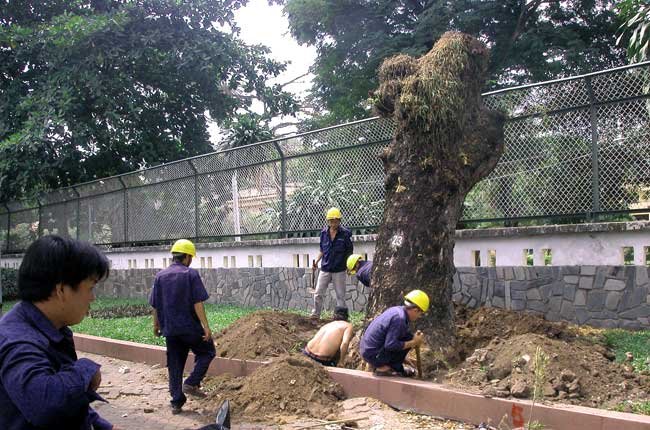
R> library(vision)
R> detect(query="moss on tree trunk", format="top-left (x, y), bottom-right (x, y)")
top-left (367, 32), bottom-right (506, 346)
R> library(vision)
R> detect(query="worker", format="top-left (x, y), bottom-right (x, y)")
top-left (359, 290), bottom-right (429, 377)
top-left (346, 254), bottom-right (373, 288)
top-left (0, 235), bottom-right (116, 430)
top-left (311, 207), bottom-right (353, 319)
top-left (149, 239), bottom-right (216, 415)
top-left (302, 307), bottom-right (354, 367)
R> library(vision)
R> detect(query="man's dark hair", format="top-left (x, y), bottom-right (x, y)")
top-left (333, 306), bottom-right (349, 322)
top-left (171, 252), bottom-right (187, 263)
top-left (18, 235), bottom-right (110, 302)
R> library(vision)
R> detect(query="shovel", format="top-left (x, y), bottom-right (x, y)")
top-left (197, 399), bottom-right (231, 430)
top-left (415, 345), bottom-right (423, 378)
top-left (311, 259), bottom-right (318, 291)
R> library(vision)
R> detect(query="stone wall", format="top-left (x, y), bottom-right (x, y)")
top-left (96, 268), bottom-right (370, 313)
top-left (453, 266), bottom-right (650, 330)
top-left (97, 265), bottom-right (650, 329)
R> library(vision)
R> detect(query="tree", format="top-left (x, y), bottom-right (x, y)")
top-left (617, 0), bottom-right (650, 62)
top-left (0, 0), bottom-right (298, 202)
top-left (366, 32), bottom-right (505, 345)
top-left (279, 0), bottom-right (626, 125)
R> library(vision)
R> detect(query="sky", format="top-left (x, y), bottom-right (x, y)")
top-left (208, 0), bottom-right (317, 143)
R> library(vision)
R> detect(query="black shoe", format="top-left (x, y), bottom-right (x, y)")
top-left (182, 383), bottom-right (207, 398)
top-left (170, 403), bottom-right (183, 415)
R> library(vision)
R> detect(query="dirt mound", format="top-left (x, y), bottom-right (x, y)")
top-left (215, 311), bottom-right (320, 359)
top-left (200, 355), bottom-right (345, 421)
top-left (446, 333), bottom-right (650, 409)
top-left (454, 306), bottom-right (575, 360)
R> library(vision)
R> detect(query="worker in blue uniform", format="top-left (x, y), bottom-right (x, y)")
top-left (346, 254), bottom-right (373, 288)
top-left (149, 239), bottom-right (216, 414)
top-left (359, 290), bottom-right (429, 377)
top-left (0, 235), bottom-right (115, 430)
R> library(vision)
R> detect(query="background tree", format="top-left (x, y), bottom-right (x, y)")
top-left (278, 0), bottom-right (626, 126)
top-left (366, 32), bottom-right (505, 345)
top-left (0, 0), bottom-right (298, 202)
top-left (617, 0), bottom-right (650, 62)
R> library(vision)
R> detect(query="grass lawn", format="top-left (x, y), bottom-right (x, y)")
top-left (1, 298), bottom-right (364, 346)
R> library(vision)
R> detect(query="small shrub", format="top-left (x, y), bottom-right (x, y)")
top-left (88, 304), bottom-right (152, 319)
top-left (1, 269), bottom-right (18, 301)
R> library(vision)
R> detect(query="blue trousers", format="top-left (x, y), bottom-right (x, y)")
top-left (361, 347), bottom-right (409, 374)
top-left (166, 333), bottom-right (216, 406)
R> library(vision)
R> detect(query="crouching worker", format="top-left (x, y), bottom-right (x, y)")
top-left (0, 235), bottom-right (115, 430)
top-left (149, 239), bottom-right (216, 414)
top-left (359, 290), bottom-right (429, 377)
top-left (346, 254), bottom-right (373, 288)
top-left (302, 307), bottom-right (354, 367)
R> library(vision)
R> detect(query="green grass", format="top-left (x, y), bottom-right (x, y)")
top-left (613, 400), bottom-right (650, 415)
top-left (74, 299), bottom-right (261, 346)
top-left (0, 298), bottom-right (365, 346)
top-left (603, 329), bottom-right (650, 373)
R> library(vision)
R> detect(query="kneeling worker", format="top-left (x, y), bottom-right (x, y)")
top-left (346, 254), bottom-right (373, 288)
top-left (302, 307), bottom-right (354, 367)
top-left (359, 290), bottom-right (429, 377)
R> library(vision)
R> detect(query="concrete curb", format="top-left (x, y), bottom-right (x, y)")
top-left (74, 334), bottom-right (650, 430)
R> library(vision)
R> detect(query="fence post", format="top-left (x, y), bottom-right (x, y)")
top-left (117, 177), bottom-right (127, 245)
top-left (188, 160), bottom-right (199, 240)
top-left (37, 197), bottom-right (43, 238)
top-left (272, 142), bottom-right (286, 238)
top-left (585, 77), bottom-right (601, 221)
top-left (72, 187), bottom-right (80, 240)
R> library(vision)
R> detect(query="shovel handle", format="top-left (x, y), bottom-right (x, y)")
top-left (415, 346), bottom-right (423, 378)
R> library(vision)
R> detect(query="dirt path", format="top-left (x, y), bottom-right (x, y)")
top-left (83, 352), bottom-right (471, 429)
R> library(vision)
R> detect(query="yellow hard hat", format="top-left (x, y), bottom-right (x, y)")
top-left (404, 290), bottom-right (430, 313)
top-left (346, 254), bottom-right (364, 274)
top-left (326, 207), bottom-right (342, 220)
top-left (170, 239), bottom-right (196, 257)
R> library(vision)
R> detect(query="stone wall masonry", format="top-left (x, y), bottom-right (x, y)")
top-left (97, 265), bottom-right (650, 329)
top-left (96, 268), bottom-right (371, 313)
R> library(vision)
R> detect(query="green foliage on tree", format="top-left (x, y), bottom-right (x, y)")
top-left (617, 0), bottom-right (650, 62)
top-left (0, 0), bottom-right (298, 202)
top-left (278, 0), bottom-right (627, 125)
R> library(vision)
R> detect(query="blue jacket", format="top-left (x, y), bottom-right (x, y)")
top-left (319, 226), bottom-right (353, 272)
top-left (356, 260), bottom-right (373, 288)
top-left (0, 301), bottom-right (112, 430)
top-left (359, 306), bottom-right (413, 357)
top-left (149, 262), bottom-right (209, 337)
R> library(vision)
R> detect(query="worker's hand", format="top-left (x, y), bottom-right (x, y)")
top-left (89, 369), bottom-right (102, 392)
top-left (202, 327), bottom-right (213, 342)
top-left (413, 330), bottom-right (425, 347)
top-left (312, 260), bottom-right (318, 269)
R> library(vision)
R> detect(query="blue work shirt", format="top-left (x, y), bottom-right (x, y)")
top-left (319, 226), bottom-right (353, 273)
top-left (356, 260), bottom-right (373, 288)
top-left (359, 306), bottom-right (413, 357)
top-left (149, 262), bottom-right (209, 337)
top-left (0, 301), bottom-right (112, 430)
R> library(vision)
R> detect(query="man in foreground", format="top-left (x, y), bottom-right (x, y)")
top-left (302, 306), bottom-right (354, 367)
top-left (149, 239), bottom-right (216, 414)
top-left (0, 235), bottom-right (115, 429)
top-left (359, 290), bottom-right (429, 377)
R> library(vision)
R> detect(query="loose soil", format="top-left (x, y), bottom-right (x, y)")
top-left (213, 307), bottom-right (650, 414)
top-left (198, 355), bottom-right (345, 421)
top-left (215, 310), bottom-right (320, 359)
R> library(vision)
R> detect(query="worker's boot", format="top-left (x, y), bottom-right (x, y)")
top-left (182, 383), bottom-right (207, 398)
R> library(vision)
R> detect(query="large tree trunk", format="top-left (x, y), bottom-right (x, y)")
top-left (366, 32), bottom-right (506, 347)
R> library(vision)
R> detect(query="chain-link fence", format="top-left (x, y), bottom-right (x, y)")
top-left (1, 62), bottom-right (649, 252)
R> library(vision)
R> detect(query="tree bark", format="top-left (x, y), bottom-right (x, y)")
top-left (366, 32), bottom-right (506, 347)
